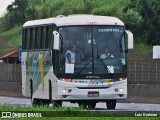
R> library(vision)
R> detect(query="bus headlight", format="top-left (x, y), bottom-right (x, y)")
top-left (115, 88), bottom-right (123, 92)
top-left (119, 88), bottom-right (123, 92)
top-left (63, 88), bottom-right (67, 93)
top-left (68, 89), bottom-right (72, 93)
top-left (119, 78), bottom-right (126, 81)
top-left (60, 78), bottom-right (72, 82)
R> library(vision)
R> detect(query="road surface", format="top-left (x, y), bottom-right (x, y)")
top-left (0, 96), bottom-right (160, 111)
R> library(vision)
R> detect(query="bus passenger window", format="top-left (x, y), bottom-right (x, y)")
top-left (22, 29), bottom-right (27, 50)
top-left (35, 27), bottom-right (38, 49)
top-left (31, 28), bottom-right (35, 49)
top-left (40, 27), bottom-right (43, 48)
top-left (26, 28), bottom-right (30, 49)
top-left (45, 27), bottom-right (49, 49)
top-left (36, 27), bottom-right (41, 49)
top-left (42, 27), bottom-right (46, 49)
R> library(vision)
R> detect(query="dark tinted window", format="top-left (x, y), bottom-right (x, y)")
top-left (31, 28), bottom-right (35, 49)
top-left (23, 24), bottom-right (56, 50)
top-left (22, 29), bottom-right (27, 50)
top-left (26, 28), bottom-right (30, 49)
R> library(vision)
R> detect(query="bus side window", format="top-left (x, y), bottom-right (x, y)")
top-left (35, 27), bottom-right (38, 49)
top-left (36, 27), bottom-right (41, 49)
top-left (48, 26), bottom-right (53, 49)
top-left (46, 25), bottom-right (53, 49)
top-left (31, 28), bottom-right (35, 49)
top-left (45, 26), bottom-right (49, 49)
top-left (26, 28), bottom-right (30, 49)
top-left (40, 27), bottom-right (43, 49)
top-left (22, 28), bottom-right (27, 50)
top-left (43, 27), bottom-right (46, 49)
top-left (29, 28), bottom-right (32, 49)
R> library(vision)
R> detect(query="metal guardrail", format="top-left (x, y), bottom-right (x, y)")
top-left (0, 64), bottom-right (21, 82)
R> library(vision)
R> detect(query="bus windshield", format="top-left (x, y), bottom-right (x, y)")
top-left (58, 26), bottom-right (126, 78)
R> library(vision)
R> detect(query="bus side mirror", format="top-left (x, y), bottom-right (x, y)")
top-left (125, 30), bottom-right (133, 49)
top-left (53, 31), bottom-right (60, 50)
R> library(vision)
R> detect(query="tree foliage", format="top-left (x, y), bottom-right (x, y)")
top-left (124, 0), bottom-right (160, 45)
top-left (0, 0), bottom-right (28, 31)
top-left (140, 0), bottom-right (160, 45)
top-left (0, 0), bottom-right (159, 45)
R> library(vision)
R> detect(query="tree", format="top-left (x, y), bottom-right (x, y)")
top-left (7, 0), bottom-right (28, 24)
top-left (124, 0), bottom-right (160, 45)
top-left (140, 0), bottom-right (160, 45)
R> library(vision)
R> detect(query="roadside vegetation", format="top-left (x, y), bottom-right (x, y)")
top-left (0, 105), bottom-right (159, 120)
top-left (0, 26), bottom-right (22, 45)
top-left (0, 0), bottom-right (159, 57)
top-left (0, 26), bottom-right (22, 56)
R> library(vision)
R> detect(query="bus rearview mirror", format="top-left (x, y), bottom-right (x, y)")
top-left (53, 31), bottom-right (60, 50)
top-left (125, 30), bottom-right (133, 49)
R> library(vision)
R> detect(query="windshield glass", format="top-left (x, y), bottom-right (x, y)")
top-left (58, 26), bottom-right (126, 76)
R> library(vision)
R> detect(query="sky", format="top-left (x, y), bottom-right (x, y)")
top-left (0, 0), bottom-right (15, 17)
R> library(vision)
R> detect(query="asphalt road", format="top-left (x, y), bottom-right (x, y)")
top-left (0, 96), bottom-right (160, 111)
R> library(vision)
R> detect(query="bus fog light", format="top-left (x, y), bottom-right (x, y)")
top-left (68, 89), bottom-right (72, 93)
top-left (119, 94), bottom-right (123, 97)
top-left (115, 88), bottom-right (118, 92)
top-left (119, 88), bottom-right (123, 92)
top-left (63, 88), bottom-right (67, 93)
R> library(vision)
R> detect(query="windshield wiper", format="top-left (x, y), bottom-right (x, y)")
top-left (73, 58), bottom-right (92, 79)
top-left (97, 55), bottom-right (115, 80)
top-left (97, 55), bottom-right (111, 73)
top-left (96, 45), bottom-right (115, 80)
top-left (96, 45), bottom-right (112, 74)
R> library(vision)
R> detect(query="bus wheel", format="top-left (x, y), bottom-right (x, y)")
top-left (52, 101), bottom-right (62, 107)
top-left (88, 102), bottom-right (96, 109)
top-left (32, 99), bottom-right (49, 106)
top-left (32, 99), bottom-right (39, 106)
top-left (78, 102), bottom-right (87, 109)
top-left (106, 100), bottom-right (116, 109)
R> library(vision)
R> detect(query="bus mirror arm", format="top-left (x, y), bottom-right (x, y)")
top-left (53, 31), bottom-right (60, 50)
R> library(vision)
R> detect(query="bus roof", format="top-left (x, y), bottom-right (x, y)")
top-left (23, 14), bottom-right (124, 27)
top-left (23, 18), bottom-right (56, 27)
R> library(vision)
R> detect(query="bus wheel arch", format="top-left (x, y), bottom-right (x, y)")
top-left (106, 99), bottom-right (116, 109)
top-left (88, 102), bottom-right (96, 109)
top-left (52, 101), bottom-right (62, 107)
top-left (29, 79), bottom-right (33, 101)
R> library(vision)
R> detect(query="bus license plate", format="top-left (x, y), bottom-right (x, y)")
top-left (88, 91), bottom-right (99, 97)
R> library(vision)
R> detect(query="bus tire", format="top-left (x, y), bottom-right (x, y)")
top-left (106, 99), bottom-right (116, 109)
top-left (32, 99), bottom-right (49, 107)
top-left (78, 102), bottom-right (87, 109)
top-left (52, 101), bottom-right (62, 107)
top-left (88, 102), bottom-right (96, 109)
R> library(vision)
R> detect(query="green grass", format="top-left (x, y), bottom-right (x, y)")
top-left (134, 44), bottom-right (152, 54)
top-left (0, 26), bottom-right (22, 57)
top-left (0, 26), bottom-right (22, 38)
top-left (12, 117), bottom-right (159, 120)
top-left (9, 33), bottom-right (22, 45)
top-left (127, 43), bottom-right (152, 59)
top-left (0, 25), bottom-right (22, 46)
top-left (0, 105), bottom-right (159, 120)
top-left (0, 105), bottom-right (84, 111)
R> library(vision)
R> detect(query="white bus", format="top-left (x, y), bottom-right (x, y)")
top-left (22, 15), bottom-right (133, 109)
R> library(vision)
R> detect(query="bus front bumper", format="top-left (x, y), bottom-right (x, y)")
top-left (55, 86), bottom-right (127, 101)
